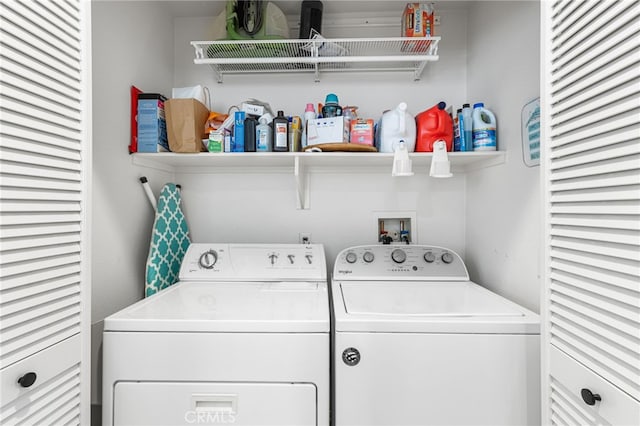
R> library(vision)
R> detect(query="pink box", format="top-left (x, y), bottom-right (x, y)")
top-left (350, 118), bottom-right (374, 146)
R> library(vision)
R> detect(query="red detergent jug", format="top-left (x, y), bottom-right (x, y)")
top-left (415, 101), bottom-right (454, 152)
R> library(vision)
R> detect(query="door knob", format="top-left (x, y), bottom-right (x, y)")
top-left (580, 388), bottom-right (601, 406)
top-left (17, 372), bottom-right (37, 388)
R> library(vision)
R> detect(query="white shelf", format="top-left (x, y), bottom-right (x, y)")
top-left (191, 37), bottom-right (440, 83)
top-left (132, 151), bottom-right (505, 209)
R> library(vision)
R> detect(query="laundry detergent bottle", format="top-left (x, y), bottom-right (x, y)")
top-left (415, 101), bottom-right (454, 152)
top-left (379, 102), bottom-right (416, 153)
top-left (472, 103), bottom-right (497, 151)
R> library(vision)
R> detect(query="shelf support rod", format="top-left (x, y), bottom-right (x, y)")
top-left (311, 42), bottom-right (320, 82)
top-left (294, 156), bottom-right (309, 209)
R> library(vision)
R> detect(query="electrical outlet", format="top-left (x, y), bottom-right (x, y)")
top-left (299, 233), bottom-right (312, 245)
top-left (434, 15), bottom-right (441, 25)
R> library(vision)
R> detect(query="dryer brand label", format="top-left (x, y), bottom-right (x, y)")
top-left (337, 269), bottom-right (352, 274)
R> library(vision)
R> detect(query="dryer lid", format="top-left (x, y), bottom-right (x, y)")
top-left (340, 281), bottom-right (524, 317)
top-left (333, 281), bottom-right (540, 334)
top-left (104, 281), bottom-right (330, 333)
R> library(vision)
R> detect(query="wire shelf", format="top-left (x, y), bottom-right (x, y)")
top-left (191, 37), bottom-right (440, 82)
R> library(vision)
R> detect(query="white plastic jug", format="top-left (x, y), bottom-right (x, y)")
top-left (379, 102), bottom-right (416, 153)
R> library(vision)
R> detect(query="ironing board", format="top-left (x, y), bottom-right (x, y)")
top-left (145, 183), bottom-right (190, 297)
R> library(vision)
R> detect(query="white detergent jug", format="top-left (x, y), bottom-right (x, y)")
top-left (379, 102), bottom-right (416, 153)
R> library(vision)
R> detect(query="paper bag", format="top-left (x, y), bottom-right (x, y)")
top-left (165, 98), bottom-right (209, 152)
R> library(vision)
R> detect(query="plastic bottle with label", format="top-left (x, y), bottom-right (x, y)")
top-left (472, 103), bottom-right (497, 151)
top-left (322, 93), bottom-right (342, 118)
top-left (459, 103), bottom-right (473, 152)
top-left (453, 108), bottom-right (462, 151)
top-left (343, 106), bottom-right (357, 143)
top-left (232, 111), bottom-right (245, 152)
top-left (272, 110), bottom-right (289, 152)
top-left (302, 103), bottom-right (316, 148)
top-left (256, 116), bottom-right (272, 152)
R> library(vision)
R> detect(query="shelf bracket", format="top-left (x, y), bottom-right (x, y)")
top-left (210, 65), bottom-right (223, 84)
top-left (414, 61), bottom-right (427, 81)
top-left (294, 156), bottom-right (309, 209)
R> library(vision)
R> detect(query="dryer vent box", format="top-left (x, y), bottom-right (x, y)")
top-left (378, 217), bottom-right (412, 244)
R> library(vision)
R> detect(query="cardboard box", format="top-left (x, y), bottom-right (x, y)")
top-left (350, 118), bottom-right (375, 146)
top-left (137, 93), bottom-right (169, 152)
top-left (307, 116), bottom-right (345, 145)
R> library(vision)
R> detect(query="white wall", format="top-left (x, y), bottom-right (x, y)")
top-left (465, 1), bottom-right (541, 312)
top-left (91, 0), bottom-right (174, 406)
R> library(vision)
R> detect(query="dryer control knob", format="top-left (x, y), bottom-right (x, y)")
top-left (198, 250), bottom-right (218, 269)
top-left (424, 251), bottom-right (436, 263)
top-left (391, 249), bottom-right (406, 264)
top-left (363, 251), bottom-right (375, 263)
top-left (345, 252), bottom-right (358, 264)
top-left (441, 252), bottom-right (454, 264)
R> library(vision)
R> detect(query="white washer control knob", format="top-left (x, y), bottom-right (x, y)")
top-left (424, 251), bottom-right (436, 263)
top-left (269, 253), bottom-right (278, 265)
top-left (198, 250), bottom-right (218, 269)
top-left (363, 251), bottom-right (375, 263)
top-left (345, 252), bottom-right (358, 264)
top-left (391, 249), bottom-right (406, 264)
top-left (441, 252), bottom-right (454, 264)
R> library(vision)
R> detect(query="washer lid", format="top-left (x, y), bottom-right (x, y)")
top-left (104, 281), bottom-right (329, 333)
top-left (334, 281), bottom-right (540, 334)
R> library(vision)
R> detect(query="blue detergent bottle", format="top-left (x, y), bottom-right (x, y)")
top-left (472, 103), bottom-right (497, 151)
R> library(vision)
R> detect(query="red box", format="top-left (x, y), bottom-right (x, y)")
top-left (350, 118), bottom-right (374, 146)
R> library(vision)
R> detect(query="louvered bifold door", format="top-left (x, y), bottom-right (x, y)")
top-left (543, 0), bottom-right (640, 425)
top-left (0, 0), bottom-right (89, 424)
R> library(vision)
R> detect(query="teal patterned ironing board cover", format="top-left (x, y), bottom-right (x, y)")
top-left (145, 183), bottom-right (191, 297)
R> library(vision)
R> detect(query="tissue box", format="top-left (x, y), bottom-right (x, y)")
top-left (307, 116), bottom-right (345, 145)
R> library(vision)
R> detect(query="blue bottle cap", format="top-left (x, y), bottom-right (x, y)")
top-left (325, 93), bottom-right (339, 105)
top-left (473, 102), bottom-right (484, 108)
top-left (437, 101), bottom-right (446, 109)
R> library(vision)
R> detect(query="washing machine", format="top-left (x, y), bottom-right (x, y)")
top-left (332, 245), bottom-right (540, 426)
top-left (102, 244), bottom-right (329, 426)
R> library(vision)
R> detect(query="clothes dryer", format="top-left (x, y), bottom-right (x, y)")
top-left (103, 244), bottom-right (329, 426)
top-left (332, 245), bottom-right (540, 426)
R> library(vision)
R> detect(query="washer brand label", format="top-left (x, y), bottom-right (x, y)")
top-left (337, 269), bottom-right (352, 274)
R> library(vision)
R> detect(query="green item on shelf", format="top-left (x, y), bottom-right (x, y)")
top-left (224, 0), bottom-right (288, 41)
